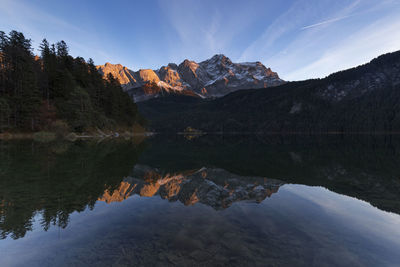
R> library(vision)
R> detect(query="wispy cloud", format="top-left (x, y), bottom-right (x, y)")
top-left (158, 0), bottom-right (263, 63)
top-left (238, 0), bottom-right (400, 81)
top-left (238, 0), bottom-right (309, 62)
top-left (239, 0), bottom-right (363, 63)
top-left (285, 14), bottom-right (400, 80)
top-left (301, 14), bottom-right (354, 30)
top-left (1, 0), bottom-right (84, 38)
top-left (0, 0), bottom-right (114, 65)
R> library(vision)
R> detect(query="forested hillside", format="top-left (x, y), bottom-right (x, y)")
top-left (0, 30), bottom-right (140, 133)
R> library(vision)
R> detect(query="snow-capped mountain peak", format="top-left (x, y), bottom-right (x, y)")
top-left (97, 55), bottom-right (284, 102)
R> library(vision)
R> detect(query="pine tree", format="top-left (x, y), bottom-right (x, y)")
top-left (39, 39), bottom-right (50, 59)
top-left (56, 40), bottom-right (68, 58)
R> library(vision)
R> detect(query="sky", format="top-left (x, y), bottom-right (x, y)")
top-left (1, 0), bottom-right (399, 81)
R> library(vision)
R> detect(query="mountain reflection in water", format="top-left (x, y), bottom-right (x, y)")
top-left (98, 166), bottom-right (283, 209)
top-left (0, 135), bottom-right (400, 266)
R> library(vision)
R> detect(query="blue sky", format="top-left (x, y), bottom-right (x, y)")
top-left (1, 0), bottom-right (399, 80)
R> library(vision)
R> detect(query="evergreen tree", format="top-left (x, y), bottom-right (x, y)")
top-left (56, 40), bottom-right (68, 58)
top-left (39, 39), bottom-right (50, 59)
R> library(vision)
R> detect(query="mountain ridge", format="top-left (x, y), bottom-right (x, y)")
top-left (138, 50), bottom-right (400, 133)
top-left (96, 54), bottom-right (284, 102)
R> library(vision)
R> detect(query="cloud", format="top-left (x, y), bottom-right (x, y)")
top-left (300, 14), bottom-right (354, 30)
top-left (239, 0), bottom-right (359, 62)
top-left (238, 0), bottom-right (366, 73)
top-left (238, 0), bottom-right (400, 81)
top-left (238, 0), bottom-right (310, 62)
top-left (158, 0), bottom-right (263, 63)
top-left (0, 0), bottom-right (114, 65)
top-left (238, 0), bottom-right (361, 62)
top-left (0, 0), bottom-right (84, 37)
top-left (285, 14), bottom-right (400, 80)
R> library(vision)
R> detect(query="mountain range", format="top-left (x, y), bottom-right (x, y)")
top-left (138, 50), bottom-right (400, 133)
top-left (97, 54), bottom-right (284, 102)
top-left (99, 165), bottom-right (282, 210)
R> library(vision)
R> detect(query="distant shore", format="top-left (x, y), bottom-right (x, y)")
top-left (3, 131), bottom-right (400, 141)
top-left (0, 131), bottom-right (155, 141)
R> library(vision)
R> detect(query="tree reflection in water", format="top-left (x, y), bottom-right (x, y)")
top-left (1, 134), bottom-right (400, 240)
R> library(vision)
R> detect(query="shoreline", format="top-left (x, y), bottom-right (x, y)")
top-left (0, 131), bottom-right (155, 141)
top-left (4, 131), bottom-right (400, 141)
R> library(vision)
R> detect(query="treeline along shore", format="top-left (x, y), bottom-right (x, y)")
top-left (0, 30), bottom-right (145, 138)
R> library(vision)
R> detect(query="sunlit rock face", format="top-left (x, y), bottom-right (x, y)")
top-left (96, 54), bottom-right (284, 102)
top-left (138, 69), bottom-right (160, 84)
top-left (96, 63), bottom-right (138, 89)
top-left (98, 182), bottom-right (136, 203)
top-left (98, 166), bottom-right (284, 209)
top-left (157, 64), bottom-right (185, 88)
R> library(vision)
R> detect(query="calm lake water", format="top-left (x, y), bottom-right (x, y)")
top-left (0, 135), bottom-right (400, 266)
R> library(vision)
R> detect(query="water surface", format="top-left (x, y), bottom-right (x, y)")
top-left (0, 135), bottom-right (399, 266)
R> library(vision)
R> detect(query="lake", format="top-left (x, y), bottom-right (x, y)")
top-left (0, 135), bottom-right (399, 266)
